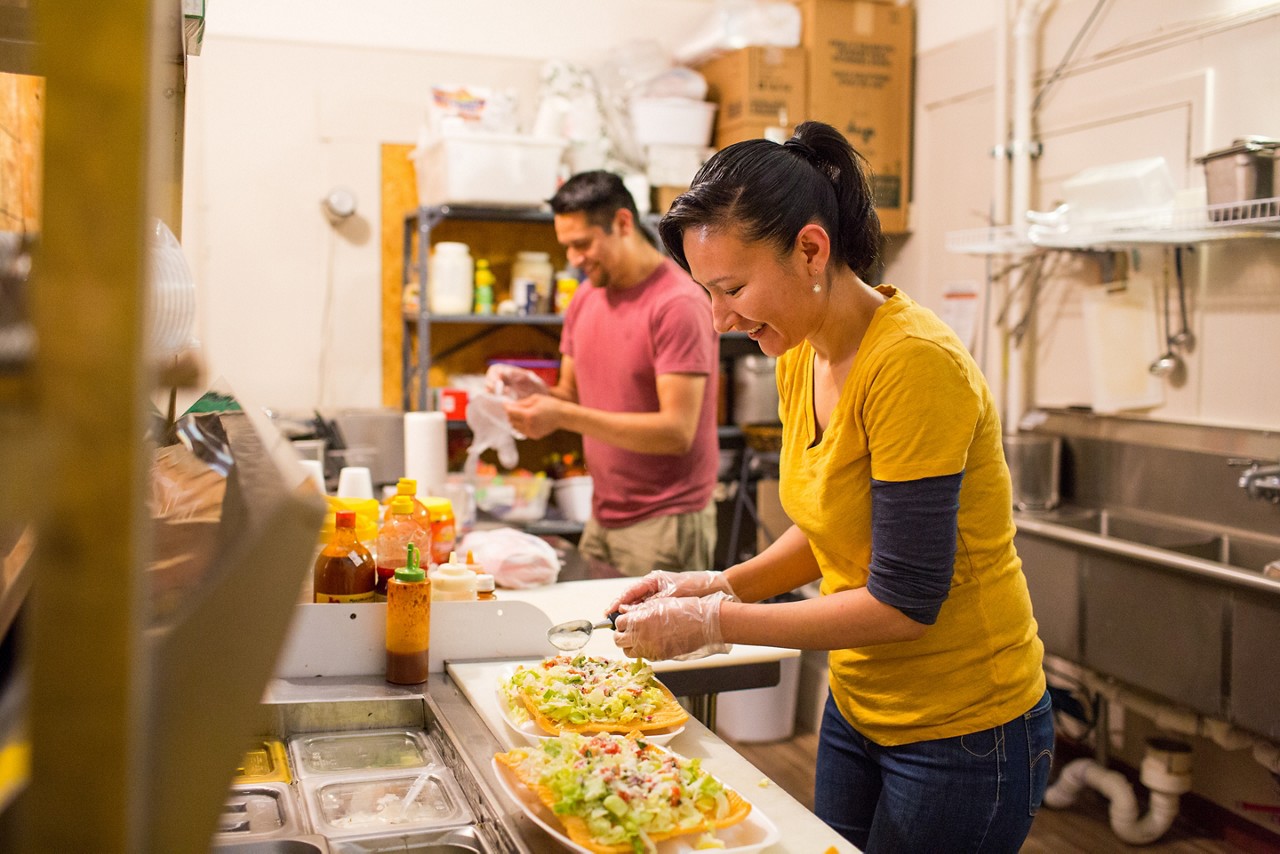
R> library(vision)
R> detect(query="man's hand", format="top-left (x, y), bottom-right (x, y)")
top-left (502, 394), bottom-right (564, 440)
top-left (485, 364), bottom-right (548, 400)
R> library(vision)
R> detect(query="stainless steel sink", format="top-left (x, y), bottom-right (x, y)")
top-left (1219, 533), bottom-right (1280, 574)
top-left (1026, 508), bottom-right (1223, 560)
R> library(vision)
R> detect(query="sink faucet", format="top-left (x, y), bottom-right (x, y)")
top-left (1232, 459), bottom-right (1280, 504)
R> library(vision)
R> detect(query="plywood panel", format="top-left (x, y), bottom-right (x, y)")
top-left (0, 72), bottom-right (44, 233)
top-left (379, 143), bottom-right (568, 408)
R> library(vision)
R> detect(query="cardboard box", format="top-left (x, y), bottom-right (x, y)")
top-left (713, 121), bottom-right (799, 149)
top-left (791, 0), bottom-right (914, 233)
top-left (698, 47), bottom-right (807, 140)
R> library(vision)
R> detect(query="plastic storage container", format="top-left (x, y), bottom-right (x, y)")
top-left (630, 97), bottom-right (717, 147)
top-left (471, 473), bottom-right (551, 522)
top-left (288, 729), bottom-right (439, 778)
top-left (301, 772), bottom-right (472, 838)
top-left (428, 242), bottom-right (473, 315)
top-left (1061, 157), bottom-right (1175, 225)
top-left (413, 129), bottom-right (566, 208)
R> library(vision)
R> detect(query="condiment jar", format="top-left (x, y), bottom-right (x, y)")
top-left (421, 497), bottom-right (457, 566)
top-left (475, 573), bottom-right (496, 601)
top-left (385, 543), bottom-right (431, 685)
top-left (512, 251), bottom-right (554, 313)
top-left (429, 551), bottom-right (478, 601)
top-left (428, 242), bottom-right (474, 315)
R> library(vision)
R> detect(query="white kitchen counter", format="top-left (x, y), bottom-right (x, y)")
top-left (447, 658), bottom-right (857, 854)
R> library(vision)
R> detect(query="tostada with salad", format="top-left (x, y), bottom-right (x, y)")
top-left (499, 654), bottom-right (688, 736)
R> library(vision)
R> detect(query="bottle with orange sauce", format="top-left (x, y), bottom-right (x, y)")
top-left (314, 510), bottom-right (376, 603)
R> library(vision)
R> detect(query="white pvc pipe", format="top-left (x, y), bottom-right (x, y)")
top-left (1044, 757), bottom-right (1185, 846)
top-left (1002, 0), bottom-right (1053, 431)
top-left (992, 0), bottom-right (1010, 228)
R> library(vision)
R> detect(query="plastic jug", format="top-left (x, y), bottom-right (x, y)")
top-left (428, 242), bottom-right (474, 314)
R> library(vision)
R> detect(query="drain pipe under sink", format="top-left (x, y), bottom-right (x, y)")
top-left (1044, 737), bottom-right (1193, 845)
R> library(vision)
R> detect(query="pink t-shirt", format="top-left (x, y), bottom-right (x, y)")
top-left (560, 258), bottom-right (720, 528)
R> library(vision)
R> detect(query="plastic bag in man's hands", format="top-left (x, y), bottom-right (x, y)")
top-left (464, 390), bottom-right (520, 471)
top-left (458, 528), bottom-right (561, 589)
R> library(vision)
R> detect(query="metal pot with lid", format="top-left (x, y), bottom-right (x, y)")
top-left (1195, 136), bottom-right (1279, 212)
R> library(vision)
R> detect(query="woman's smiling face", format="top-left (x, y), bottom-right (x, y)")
top-left (682, 224), bottom-right (821, 358)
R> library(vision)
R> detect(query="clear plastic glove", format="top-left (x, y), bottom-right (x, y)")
top-left (464, 391), bottom-right (520, 470)
top-left (484, 363), bottom-right (548, 400)
top-left (614, 592), bottom-right (733, 661)
top-left (607, 570), bottom-right (736, 616)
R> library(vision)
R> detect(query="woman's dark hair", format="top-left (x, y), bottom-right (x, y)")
top-left (658, 121), bottom-right (882, 279)
top-left (549, 170), bottom-right (638, 232)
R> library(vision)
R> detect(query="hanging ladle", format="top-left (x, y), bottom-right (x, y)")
top-left (1169, 246), bottom-right (1195, 351)
top-left (547, 611), bottom-right (621, 651)
top-left (1149, 248), bottom-right (1184, 378)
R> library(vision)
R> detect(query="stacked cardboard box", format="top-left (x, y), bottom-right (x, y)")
top-left (697, 3), bottom-right (914, 233)
top-left (792, 0), bottom-right (914, 232)
top-left (697, 46), bottom-right (808, 149)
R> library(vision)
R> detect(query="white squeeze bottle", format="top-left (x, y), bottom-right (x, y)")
top-left (429, 551), bottom-right (478, 601)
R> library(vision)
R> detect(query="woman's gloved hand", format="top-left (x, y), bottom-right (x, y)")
top-left (606, 570), bottom-right (737, 616)
top-left (484, 364), bottom-right (548, 400)
top-left (614, 592), bottom-right (733, 661)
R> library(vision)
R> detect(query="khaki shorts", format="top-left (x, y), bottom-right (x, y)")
top-left (578, 501), bottom-right (718, 577)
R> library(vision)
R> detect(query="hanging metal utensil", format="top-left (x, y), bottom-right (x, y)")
top-left (1149, 248), bottom-right (1184, 378)
top-left (1170, 246), bottom-right (1195, 351)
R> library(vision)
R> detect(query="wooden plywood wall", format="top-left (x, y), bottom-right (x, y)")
top-left (0, 73), bottom-right (44, 233)
top-left (379, 143), bottom-right (568, 409)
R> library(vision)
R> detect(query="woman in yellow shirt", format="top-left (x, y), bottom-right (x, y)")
top-left (610, 121), bottom-right (1053, 852)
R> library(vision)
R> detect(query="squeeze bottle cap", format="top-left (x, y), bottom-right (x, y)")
top-left (334, 510), bottom-right (357, 529)
top-left (395, 543), bottom-right (427, 583)
top-left (389, 495), bottom-right (415, 515)
top-left (396, 478), bottom-right (418, 495)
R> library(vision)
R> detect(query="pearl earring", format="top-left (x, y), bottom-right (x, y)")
top-left (812, 282), bottom-right (821, 293)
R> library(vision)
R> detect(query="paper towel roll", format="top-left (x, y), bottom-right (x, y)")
top-left (404, 411), bottom-right (448, 496)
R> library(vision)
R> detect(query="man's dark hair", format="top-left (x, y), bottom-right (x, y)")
top-left (549, 170), bottom-right (639, 233)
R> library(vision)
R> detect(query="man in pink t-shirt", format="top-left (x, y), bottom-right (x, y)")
top-left (491, 171), bottom-right (720, 576)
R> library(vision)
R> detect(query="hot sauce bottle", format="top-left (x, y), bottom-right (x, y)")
top-left (314, 510), bottom-right (376, 603)
top-left (386, 543), bottom-right (431, 685)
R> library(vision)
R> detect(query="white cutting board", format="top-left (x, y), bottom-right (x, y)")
top-left (1080, 275), bottom-right (1165, 414)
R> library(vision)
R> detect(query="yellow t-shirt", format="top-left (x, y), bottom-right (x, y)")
top-left (777, 286), bottom-right (1045, 746)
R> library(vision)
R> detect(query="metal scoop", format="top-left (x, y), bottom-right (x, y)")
top-left (547, 611), bottom-right (620, 651)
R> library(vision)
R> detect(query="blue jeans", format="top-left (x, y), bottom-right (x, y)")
top-left (814, 689), bottom-right (1054, 852)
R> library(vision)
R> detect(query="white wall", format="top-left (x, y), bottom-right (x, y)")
top-left (903, 0), bottom-right (1280, 431)
top-left (182, 0), bottom-right (716, 413)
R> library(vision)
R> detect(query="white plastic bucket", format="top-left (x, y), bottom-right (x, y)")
top-left (715, 654), bottom-right (800, 743)
top-left (552, 475), bottom-right (593, 523)
top-left (630, 97), bottom-right (717, 147)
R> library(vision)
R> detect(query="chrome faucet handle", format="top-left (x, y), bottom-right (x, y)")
top-left (1227, 458), bottom-right (1260, 470)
